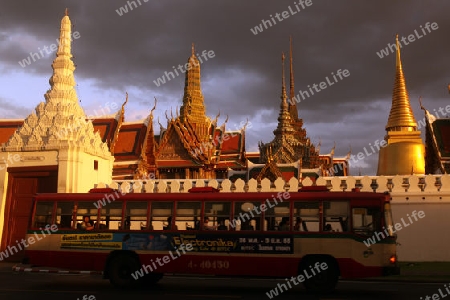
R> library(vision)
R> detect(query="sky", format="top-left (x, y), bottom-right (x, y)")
top-left (0, 0), bottom-right (449, 175)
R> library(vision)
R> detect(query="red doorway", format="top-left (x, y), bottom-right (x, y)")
top-left (1, 166), bottom-right (58, 261)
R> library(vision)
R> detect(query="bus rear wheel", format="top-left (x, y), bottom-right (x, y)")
top-left (108, 254), bottom-right (141, 289)
top-left (301, 259), bottom-right (338, 293)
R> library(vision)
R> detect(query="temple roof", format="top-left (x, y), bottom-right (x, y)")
top-left (0, 120), bottom-right (23, 145)
top-left (157, 117), bottom-right (207, 164)
top-left (221, 131), bottom-right (244, 154)
top-left (113, 122), bottom-right (147, 161)
top-left (92, 118), bottom-right (119, 147)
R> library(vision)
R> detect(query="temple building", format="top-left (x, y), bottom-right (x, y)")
top-left (0, 12), bottom-right (350, 186)
top-left (0, 11), bottom-right (113, 253)
top-left (102, 44), bottom-right (247, 180)
top-left (231, 38), bottom-right (349, 182)
top-left (377, 35), bottom-right (425, 176)
top-left (0, 11), bottom-right (353, 192)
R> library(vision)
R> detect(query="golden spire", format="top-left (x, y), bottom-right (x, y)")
top-left (273, 52), bottom-right (294, 137)
top-left (385, 34), bottom-right (417, 131)
top-left (289, 36), bottom-right (299, 120)
top-left (281, 52), bottom-right (287, 103)
top-left (180, 43), bottom-right (204, 123)
top-left (179, 43), bottom-right (210, 142)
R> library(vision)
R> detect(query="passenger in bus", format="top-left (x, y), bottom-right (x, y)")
top-left (240, 219), bottom-right (254, 230)
top-left (294, 217), bottom-right (302, 231)
top-left (163, 216), bottom-right (178, 230)
top-left (142, 221), bottom-right (151, 230)
top-left (203, 217), bottom-right (217, 230)
top-left (124, 216), bottom-right (131, 230)
top-left (339, 217), bottom-right (348, 231)
top-left (217, 218), bottom-right (228, 230)
top-left (194, 217), bottom-right (201, 230)
top-left (278, 217), bottom-right (289, 231)
top-left (324, 224), bottom-right (332, 231)
top-left (80, 215), bottom-right (94, 231)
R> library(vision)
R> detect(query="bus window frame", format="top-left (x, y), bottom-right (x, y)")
top-left (31, 200), bottom-right (57, 229)
top-left (28, 191), bottom-right (390, 236)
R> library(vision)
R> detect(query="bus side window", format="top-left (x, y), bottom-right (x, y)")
top-left (76, 202), bottom-right (98, 230)
top-left (264, 201), bottom-right (290, 231)
top-left (324, 201), bottom-right (349, 232)
top-left (176, 202), bottom-right (201, 230)
top-left (151, 202), bottom-right (174, 230)
top-left (34, 201), bottom-right (55, 228)
top-left (56, 202), bottom-right (75, 229)
top-left (234, 201), bottom-right (261, 231)
top-left (125, 201), bottom-right (147, 230)
top-left (99, 201), bottom-right (123, 230)
top-left (293, 202), bottom-right (320, 232)
top-left (204, 202), bottom-right (231, 231)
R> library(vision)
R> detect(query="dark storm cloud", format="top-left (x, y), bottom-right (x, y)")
top-left (1, 0), bottom-right (449, 174)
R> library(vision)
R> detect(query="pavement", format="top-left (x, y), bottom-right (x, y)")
top-left (0, 262), bottom-right (17, 271)
top-left (2, 261), bottom-right (450, 282)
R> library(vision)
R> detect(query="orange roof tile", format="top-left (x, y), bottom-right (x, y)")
top-left (0, 120), bottom-right (23, 144)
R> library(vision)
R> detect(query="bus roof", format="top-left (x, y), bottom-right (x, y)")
top-left (33, 188), bottom-right (391, 202)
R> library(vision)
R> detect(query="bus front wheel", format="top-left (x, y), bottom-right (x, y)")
top-left (300, 258), bottom-right (339, 293)
top-left (108, 254), bottom-right (141, 288)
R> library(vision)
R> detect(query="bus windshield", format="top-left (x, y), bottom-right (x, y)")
top-left (384, 202), bottom-right (395, 237)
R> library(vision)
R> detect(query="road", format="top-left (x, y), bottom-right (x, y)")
top-left (0, 264), bottom-right (446, 300)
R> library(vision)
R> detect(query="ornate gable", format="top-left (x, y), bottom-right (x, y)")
top-left (157, 118), bottom-right (206, 164)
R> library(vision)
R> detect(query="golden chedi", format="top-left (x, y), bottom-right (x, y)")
top-left (377, 35), bottom-right (425, 175)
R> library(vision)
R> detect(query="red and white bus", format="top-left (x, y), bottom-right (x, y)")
top-left (23, 186), bottom-right (399, 291)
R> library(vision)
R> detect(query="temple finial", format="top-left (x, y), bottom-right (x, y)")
top-left (289, 36), bottom-right (295, 101)
top-left (419, 96), bottom-right (425, 111)
top-left (288, 35), bottom-right (299, 121)
top-left (65, 8), bottom-right (69, 16)
top-left (395, 34), bottom-right (401, 68)
top-left (151, 97), bottom-right (157, 113)
top-left (281, 52), bottom-right (286, 99)
top-left (191, 43), bottom-right (195, 56)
